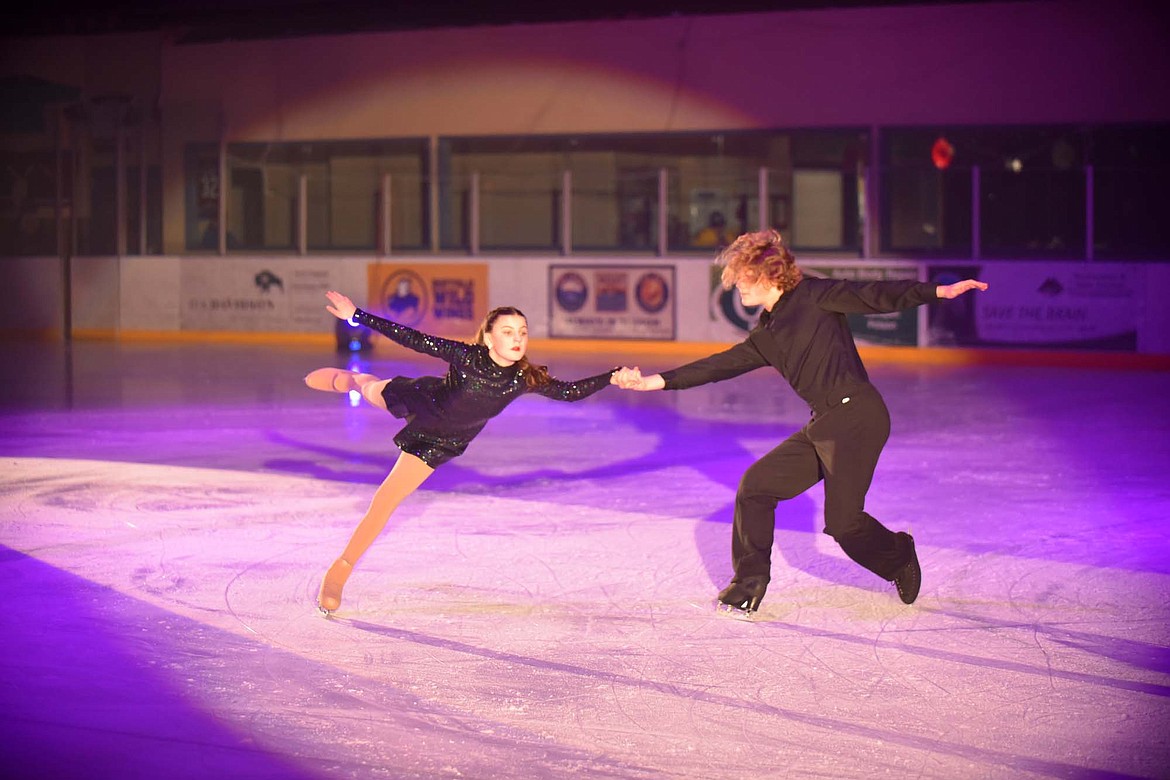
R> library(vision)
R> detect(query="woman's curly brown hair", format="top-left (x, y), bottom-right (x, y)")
top-left (716, 229), bottom-right (802, 293)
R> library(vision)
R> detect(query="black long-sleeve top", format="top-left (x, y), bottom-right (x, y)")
top-left (353, 308), bottom-right (615, 436)
top-left (660, 278), bottom-right (938, 413)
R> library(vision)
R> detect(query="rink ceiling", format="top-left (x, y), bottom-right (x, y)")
top-left (1, 337), bottom-right (1168, 779)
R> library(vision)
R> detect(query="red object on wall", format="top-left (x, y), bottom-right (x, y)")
top-left (931, 137), bottom-right (955, 170)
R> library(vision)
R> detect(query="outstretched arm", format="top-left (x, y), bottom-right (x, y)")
top-left (936, 279), bottom-right (989, 299)
top-left (810, 277), bottom-right (986, 314)
top-left (536, 369), bottom-right (619, 402)
top-left (324, 290), bottom-right (471, 363)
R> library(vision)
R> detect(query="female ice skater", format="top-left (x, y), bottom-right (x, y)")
top-left (615, 229), bottom-right (988, 613)
top-left (305, 290), bottom-right (619, 615)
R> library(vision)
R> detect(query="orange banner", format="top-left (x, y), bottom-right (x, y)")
top-left (366, 263), bottom-right (489, 338)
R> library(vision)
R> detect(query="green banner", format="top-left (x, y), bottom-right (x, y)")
top-left (804, 264), bottom-right (921, 347)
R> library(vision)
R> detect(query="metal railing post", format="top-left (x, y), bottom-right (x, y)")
top-left (1085, 164), bottom-right (1094, 261)
top-left (864, 126), bottom-right (879, 258)
top-left (217, 136), bottom-right (227, 256)
top-left (561, 169), bottom-right (572, 255)
top-left (971, 164), bottom-right (981, 260)
top-left (429, 135), bottom-right (441, 252)
top-left (138, 127), bottom-right (148, 255)
top-left (115, 123), bottom-right (126, 257)
top-left (297, 173), bottom-right (308, 255)
top-left (380, 172), bottom-right (392, 256)
top-left (469, 171), bottom-right (480, 256)
top-left (657, 168), bottom-right (668, 256)
top-left (757, 166), bottom-right (768, 231)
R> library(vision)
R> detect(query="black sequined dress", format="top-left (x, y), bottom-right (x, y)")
top-left (353, 308), bottom-right (616, 467)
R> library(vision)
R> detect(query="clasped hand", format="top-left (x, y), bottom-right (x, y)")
top-left (611, 366), bottom-right (641, 388)
top-left (611, 366), bottom-right (656, 390)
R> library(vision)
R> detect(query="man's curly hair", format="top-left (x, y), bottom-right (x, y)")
top-left (717, 229), bottom-right (802, 293)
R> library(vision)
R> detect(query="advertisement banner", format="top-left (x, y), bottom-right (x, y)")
top-left (550, 265), bottom-right (675, 339)
top-left (803, 264), bottom-right (921, 347)
top-left (926, 262), bottom-right (1140, 350)
top-left (709, 262), bottom-right (921, 346)
top-left (708, 264), bottom-right (760, 340)
top-left (366, 263), bottom-right (489, 337)
top-left (180, 258), bottom-right (339, 332)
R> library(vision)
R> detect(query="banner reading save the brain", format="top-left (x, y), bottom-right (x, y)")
top-left (926, 262), bottom-right (1141, 350)
top-left (550, 265), bottom-right (675, 339)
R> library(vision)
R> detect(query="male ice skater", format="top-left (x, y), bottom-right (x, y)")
top-left (614, 229), bottom-right (987, 612)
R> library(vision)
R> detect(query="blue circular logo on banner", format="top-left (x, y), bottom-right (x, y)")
top-left (555, 272), bottom-right (588, 312)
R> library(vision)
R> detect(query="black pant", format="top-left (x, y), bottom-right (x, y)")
top-left (731, 382), bottom-right (913, 584)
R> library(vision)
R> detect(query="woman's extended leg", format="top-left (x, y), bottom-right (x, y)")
top-left (317, 450), bottom-right (434, 614)
top-left (305, 368), bottom-right (392, 413)
top-left (304, 367), bottom-right (382, 394)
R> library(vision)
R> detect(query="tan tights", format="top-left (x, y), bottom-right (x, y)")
top-left (306, 367), bottom-right (435, 613)
top-left (304, 367), bottom-right (391, 411)
top-left (317, 450), bottom-right (434, 613)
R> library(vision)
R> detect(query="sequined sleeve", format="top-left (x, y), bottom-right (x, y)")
top-left (353, 308), bottom-right (473, 363)
top-left (532, 369), bottom-right (617, 402)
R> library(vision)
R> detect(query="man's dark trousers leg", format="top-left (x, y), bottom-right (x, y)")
top-left (731, 383), bottom-right (912, 583)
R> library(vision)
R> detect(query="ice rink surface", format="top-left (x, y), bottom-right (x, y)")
top-left (1, 338), bottom-right (1168, 779)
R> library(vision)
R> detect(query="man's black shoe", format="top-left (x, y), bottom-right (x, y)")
top-left (717, 576), bottom-right (768, 613)
top-left (891, 533), bottom-right (921, 604)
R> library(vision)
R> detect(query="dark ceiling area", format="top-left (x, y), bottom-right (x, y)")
top-left (8, 0), bottom-right (986, 43)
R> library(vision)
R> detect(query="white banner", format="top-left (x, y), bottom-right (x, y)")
top-left (180, 258), bottom-right (341, 332)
